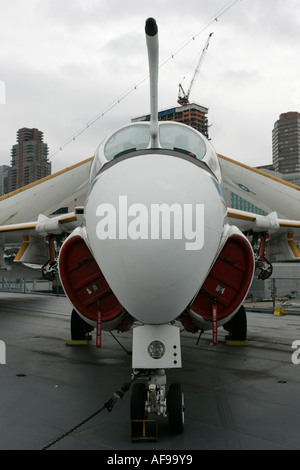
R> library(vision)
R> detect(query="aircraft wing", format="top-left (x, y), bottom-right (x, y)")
top-left (0, 212), bottom-right (80, 243)
top-left (220, 154), bottom-right (300, 264)
top-left (0, 209), bottom-right (85, 271)
top-left (0, 157), bottom-right (91, 267)
top-left (226, 207), bottom-right (300, 237)
top-left (219, 154), bottom-right (300, 220)
top-left (0, 157), bottom-right (92, 226)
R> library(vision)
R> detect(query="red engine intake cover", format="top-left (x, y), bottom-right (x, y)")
top-left (59, 235), bottom-right (122, 323)
top-left (190, 234), bottom-right (254, 321)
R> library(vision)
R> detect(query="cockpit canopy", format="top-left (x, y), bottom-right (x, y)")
top-left (90, 121), bottom-right (221, 182)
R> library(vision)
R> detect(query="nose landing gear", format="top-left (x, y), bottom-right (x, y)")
top-left (130, 369), bottom-right (184, 435)
top-left (131, 324), bottom-right (183, 438)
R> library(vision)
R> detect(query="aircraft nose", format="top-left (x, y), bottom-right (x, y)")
top-left (85, 153), bottom-right (226, 324)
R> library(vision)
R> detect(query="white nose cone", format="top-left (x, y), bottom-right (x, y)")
top-left (85, 154), bottom-right (226, 324)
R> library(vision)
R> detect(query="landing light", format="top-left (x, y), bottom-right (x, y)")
top-left (148, 341), bottom-right (165, 359)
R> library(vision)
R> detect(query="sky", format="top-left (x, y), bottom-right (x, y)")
top-left (0, 0), bottom-right (300, 174)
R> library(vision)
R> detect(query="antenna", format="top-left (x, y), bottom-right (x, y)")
top-left (145, 18), bottom-right (160, 148)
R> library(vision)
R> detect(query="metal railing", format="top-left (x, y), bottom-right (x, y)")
top-left (246, 276), bottom-right (300, 314)
top-left (0, 278), bottom-right (53, 294)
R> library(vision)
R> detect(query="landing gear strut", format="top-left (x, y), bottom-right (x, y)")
top-left (131, 369), bottom-right (184, 434)
top-left (253, 232), bottom-right (273, 280)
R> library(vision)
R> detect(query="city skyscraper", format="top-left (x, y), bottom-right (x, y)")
top-left (272, 112), bottom-right (300, 174)
top-left (7, 128), bottom-right (51, 192)
top-left (0, 165), bottom-right (9, 196)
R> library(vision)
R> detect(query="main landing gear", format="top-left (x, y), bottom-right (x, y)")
top-left (130, 369), bottom-right (184, 434)
top-left (71, 309), bottom-right (93, 341)
top-left (223, 305), bottom-right (247, 341)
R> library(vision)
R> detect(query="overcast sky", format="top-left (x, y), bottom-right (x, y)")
top-left (0, 0), bottom-right (300, 173)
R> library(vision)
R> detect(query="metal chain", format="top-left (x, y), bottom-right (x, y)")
top-left (42, 380), bottom-right (133, 450)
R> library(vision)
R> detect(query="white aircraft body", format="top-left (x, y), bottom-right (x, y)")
top-left (1, 18), bottom-right (300, 434)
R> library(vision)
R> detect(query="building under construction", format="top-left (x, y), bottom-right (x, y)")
top-left (132, 102), bottom-right (209, 138)
top-left (132, 32), bottom-right (212, 138)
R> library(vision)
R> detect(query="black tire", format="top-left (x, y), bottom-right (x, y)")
top-left (167, 383), bottom-right (184, 434)
top-left (223, 305), bottom-right (247, 341)
top-left (130, 383), bottom-right (147, 420)
top-left (71, 309), bottom-right (93, 340)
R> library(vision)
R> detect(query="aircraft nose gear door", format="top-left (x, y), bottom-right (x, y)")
top-left (131, 324), bottom-right (184, 434)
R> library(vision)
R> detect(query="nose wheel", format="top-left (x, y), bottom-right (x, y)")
top-left (130, 370), bottom-right (184, 435)
top-left (130, 382), bottom-right (147, 420)
top-left (167, 383), bottom-right (184, 434)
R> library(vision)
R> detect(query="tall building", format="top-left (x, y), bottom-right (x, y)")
top-left (7, 128), bottom-right (51, 192)
top-left (0, 165), bottom-right (9, 195)
top-left (132, 103), bottom-right (209, 138)
top-left (272, 112), bottom-right (300, 174)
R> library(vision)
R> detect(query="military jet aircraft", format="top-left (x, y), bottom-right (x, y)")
top-left (1, 18), bottom-right (300, 434)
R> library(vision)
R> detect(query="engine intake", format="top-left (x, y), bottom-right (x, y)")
top-left (183, 231), bottom-right (255, 331)
top-left (59, 232), bottom-right (125, 330)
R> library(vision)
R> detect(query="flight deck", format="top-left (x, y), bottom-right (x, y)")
top-left (0, 292), bottom-right (300, 450)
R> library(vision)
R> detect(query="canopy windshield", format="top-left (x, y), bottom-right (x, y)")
top-left (90, 121), bottom-right (221, 181)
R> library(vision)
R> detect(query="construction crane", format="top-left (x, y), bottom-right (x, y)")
top-left (177, 32), bottom-right (213, 106)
